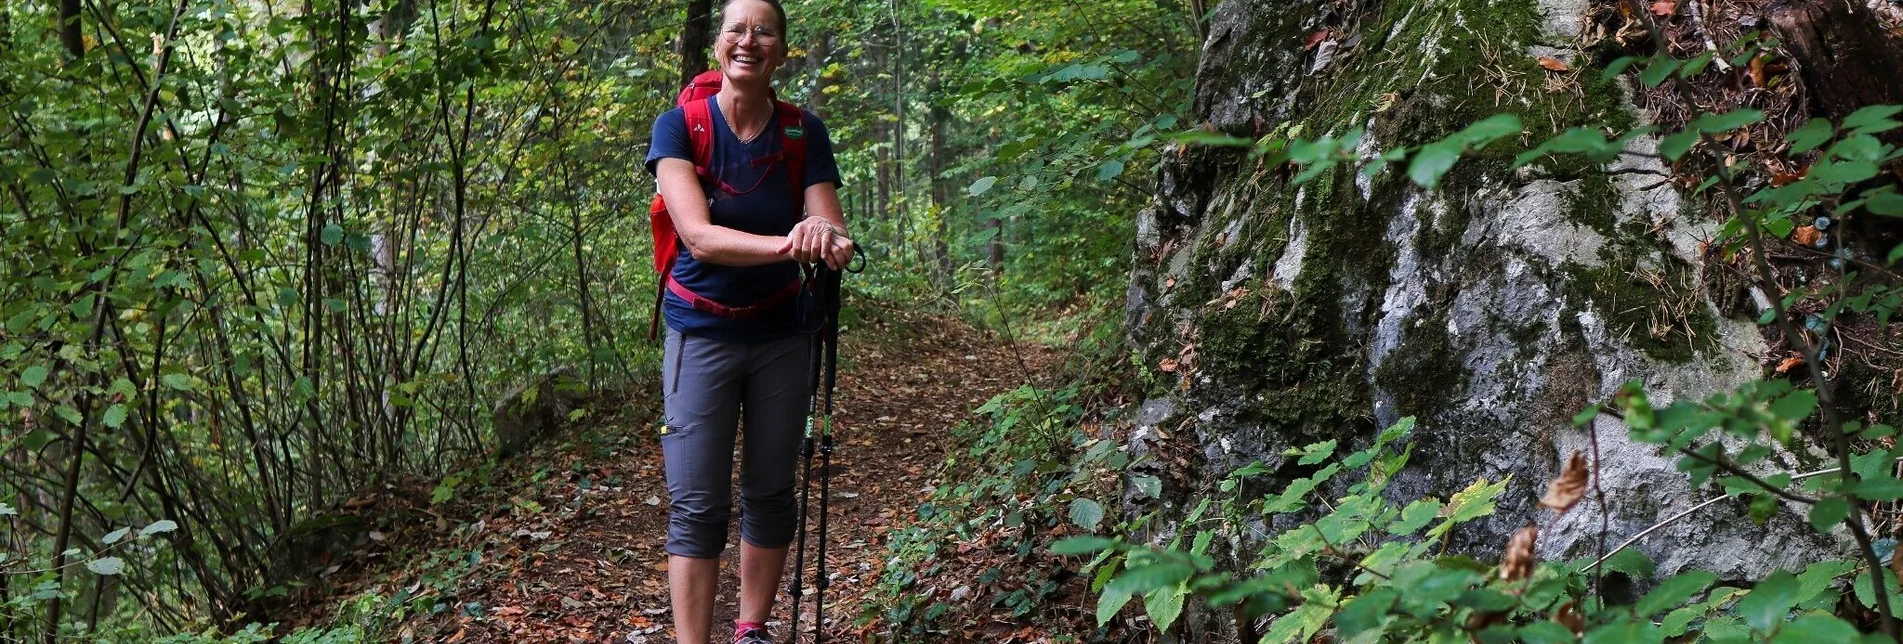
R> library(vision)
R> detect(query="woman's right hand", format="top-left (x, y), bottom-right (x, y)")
top-left (782, 217), bottom-right (854, 270)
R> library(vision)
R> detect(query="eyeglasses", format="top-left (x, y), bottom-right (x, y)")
top-left (720, 23), bottom-right (781, 44)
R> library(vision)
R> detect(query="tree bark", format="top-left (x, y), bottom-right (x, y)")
top-left (680, 0), bottom-right (713, 86)
top-left (57, 0), bottom-right (82, 61)
top-left (807, 33), bottom-right (832, 116)
top-left (927, 68), bottom-right (952, 287)
top-left (889, 0), bottom-right (908, 259)
top-left (1771, 0), bottom-right (1903, 123)
top-left (1187, 0), bottom-right (1208, 43)
top-left (986, 216), bottom-right (1003, 271)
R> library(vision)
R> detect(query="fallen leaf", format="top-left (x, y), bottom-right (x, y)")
top-left (1555, 600), bottom-right (1585, 634)
top-left (1537, 56), bottom-right (1570, 72)
top-left (1539, 451), bottom-right (1590, 514)
top-left (1500, 524), bottom-right (1537, 581)
top-left (1771, 166), bottom-right (1808, 187)
top-left (1305, 30), bottom-right (1330, 50)
top-left (1776, 354), bottom-right (1804, 373)
top-left (1792, 225), bottom-right (1820, 247)
top-left (1650, 1), bottom-right (1676, 16)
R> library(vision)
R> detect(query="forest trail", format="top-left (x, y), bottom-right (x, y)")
top-left (316, 307), bottom-right (1056, 643)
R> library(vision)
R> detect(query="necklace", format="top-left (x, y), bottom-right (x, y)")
top-left (719, 95), bottom-right (768, 144)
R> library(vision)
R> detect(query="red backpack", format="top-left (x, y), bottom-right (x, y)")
top-left (648, 69), bottom-right (809, 339)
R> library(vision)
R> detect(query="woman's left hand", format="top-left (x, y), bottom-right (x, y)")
top-left (782, 217), bottom-right (853, 270)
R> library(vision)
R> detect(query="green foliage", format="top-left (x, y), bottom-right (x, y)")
top-left (1031, 18), bottom-right (1903, 640)
top-left (867, 383), bottom-right (1127, 637)
top-left (1054, 418), bottom-right (1876, 641)
top-left (1, 0), bottom-right (667, 634)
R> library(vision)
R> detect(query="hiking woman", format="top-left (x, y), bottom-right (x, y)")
top-left (644, 0), bottom-right (851, 642)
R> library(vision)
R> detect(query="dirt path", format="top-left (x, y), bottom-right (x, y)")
top-left (368, 308), bottom-right (1052, 643)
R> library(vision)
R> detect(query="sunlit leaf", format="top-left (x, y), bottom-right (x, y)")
top-left (21, 365), bottom-right (48, 389)
top-left (140, 520), bottom-right (178, 537)
top-left (86, 557), bottom-right (126, 576)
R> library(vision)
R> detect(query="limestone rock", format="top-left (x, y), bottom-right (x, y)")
top-left (1125, 1), bottom-right (1845, 629)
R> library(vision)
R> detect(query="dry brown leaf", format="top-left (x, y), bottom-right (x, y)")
top-left (1776, 354), bottom-right (1805, 374)
top-left (1792, 225), bottom-right (1821, 247)
top-left (1771, 166), bottom-right (1808, 187)
top-left (1539, 451), bottom-right (1589, 514)
top-left (1305, 30), bottom-right (1330, 50)
top-left (1555, 600), bottom-right (1585, 634)
top-left (1537, 56), bottom-right (1570, 72)
top-left (1650, 1), bottom-right (1676, 16)
top-left (1499, 524), bottom-right (1537, 582)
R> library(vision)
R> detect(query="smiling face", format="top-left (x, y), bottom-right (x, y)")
top-left (714, 0), bottom-right (787, 89)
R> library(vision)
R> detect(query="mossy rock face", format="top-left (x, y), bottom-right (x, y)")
top-left (1125, 0), bottom-right (1843, 614)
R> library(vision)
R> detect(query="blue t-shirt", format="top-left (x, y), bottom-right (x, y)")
top-left (645, 98), bottom-right (842, 343)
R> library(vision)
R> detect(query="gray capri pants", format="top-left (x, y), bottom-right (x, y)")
top-left (660, 329), bottom-right (811, 559)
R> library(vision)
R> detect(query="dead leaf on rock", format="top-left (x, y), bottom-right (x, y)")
top-left (1305, 30), bottom-right (1330, 51)
top-left (1540, 451), bottom-right (1590, 513)
top-left (1792, 225), bottom-right (1821, 247)
top-left (1776, 354), bottom-right (1805, 374)
top-left (1499, 524), bottom-right (1537, 582)
top-left (1537, 56), bottom-right (1570, 72)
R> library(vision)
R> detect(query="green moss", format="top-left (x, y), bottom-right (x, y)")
top-left (1292, 0), bottom-right (1641, 163)
top-left (1372, 309), bottom-right (1469, 418)
top-left (1176, 165), bottom-right (1386, 443)
top-left (1164, 0), bottom-right (1659, 437)
top-left (1298, 165), bottom-right (1396, 296)
top-left (1560, 172), bottom-right (1620, 236)
top-left (1196, 286), bottom-right (1374, 439)
top-left (1564, 227), bottom-right (1718, 363)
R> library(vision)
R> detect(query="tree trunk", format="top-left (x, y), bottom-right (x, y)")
top-left (986, 216), bottom-right (1003, 271)
top-left (807, 33), bottom-right (833, 116)
top-left (1771, 0), bottom-right (1903, 124)
top-left (680, 0), bottom-right (713, 85)
top-left (927, 69), bottom-right (952, 287)
top-left (57, 0), bottom-right (82, 61)
top-left (1186, 0), bottom-right (1208, 42)
top-left (889, 0), bottom-right (908, 260)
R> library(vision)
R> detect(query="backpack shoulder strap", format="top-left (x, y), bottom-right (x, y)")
top-left (774, 101), bottom-right (808, 198)
top-left (683, 97), bottom-right (716, 174)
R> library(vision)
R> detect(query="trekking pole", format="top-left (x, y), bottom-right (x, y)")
top-left (787, 263), bottom-right (835, 642)
top-left (784, 264), bottom-right (822, 640)
top-left (787, 255), bottom-right (857, 643)
top-left (813, 267), bottom-right (842, 642)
